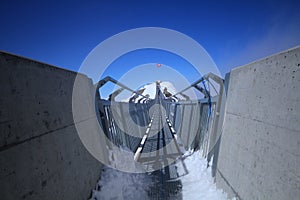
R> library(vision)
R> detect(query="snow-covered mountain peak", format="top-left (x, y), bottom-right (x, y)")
top-left (122, 81), bottom-right (178, 102)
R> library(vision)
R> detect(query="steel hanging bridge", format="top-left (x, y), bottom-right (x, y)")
top-left (94, 73), bottom-right (225, 199)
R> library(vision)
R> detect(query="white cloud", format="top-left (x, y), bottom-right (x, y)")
top-left (222, 8), bottom-right (300, 71)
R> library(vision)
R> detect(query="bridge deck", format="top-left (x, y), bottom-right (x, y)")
top-left (94, 75), bottom-right (222, 199)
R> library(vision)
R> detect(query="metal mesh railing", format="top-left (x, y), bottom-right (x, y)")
top-left (165, 99), bottom-right (217, 155)
top-left (95, 73), bottom-right (225, 188)
top-left (99, 100), bottom-right (151, 152)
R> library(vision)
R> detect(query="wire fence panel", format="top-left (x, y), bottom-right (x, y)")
top-left (165, 100), bottom-right (217, 155)
top-left (100, 101), bottom-right (150, 152)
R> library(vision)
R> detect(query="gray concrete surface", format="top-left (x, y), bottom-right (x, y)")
top-left (0, 52), bottom-right (103, 200)
top-left (216, 46), bottom-right (300, 200)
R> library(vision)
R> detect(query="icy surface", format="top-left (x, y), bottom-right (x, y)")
top-left (176, 151), bottom-right (232, 200)
top-left (90, 150), bottom-right (233, 200)
top-left (107, 146), bottom-right (145, 173)
top-left (90, 167), bottom-right (151, 200)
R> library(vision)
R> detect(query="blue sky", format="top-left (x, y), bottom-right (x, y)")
top-left (1, 0), bottom-right (300, 97)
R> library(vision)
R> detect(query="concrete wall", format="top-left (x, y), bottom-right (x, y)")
top-left (0, 52), bottom-right (103, 199)
top-left (216, 46), bottom-right (300, 200)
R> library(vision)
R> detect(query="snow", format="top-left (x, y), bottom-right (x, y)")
top-left (121, 81), bottom-right (178, 102)
top-left (107, 146), bottom-right (145, 173)
top-left (160, 81), bottom-right (177, 96)
top-left (141, 82), bottom-right (157, 99)
top-left (176, 150), bottom-right (235, 200)
top-left (90, 150), bottom-right (234, 200)
top-left (90, 167), bottom-right (151, 200)
top-left (90, 146), bottom-right (151, 200)
top-left (138, 81), bottom-right (177, 99)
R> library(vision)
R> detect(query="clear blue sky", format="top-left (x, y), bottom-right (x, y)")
top-left (1, 0), bottom-right (300, 95)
